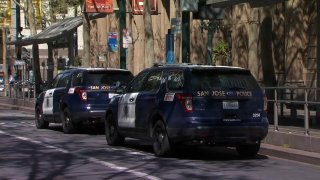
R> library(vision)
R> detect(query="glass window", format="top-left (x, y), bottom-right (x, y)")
top-left (72, 72), bottom-right (83, 86)
top-left (141, 71), bottom-right (162, 92)
top-left (52, 73), bottom-right (63, 88)
top-left (126, 71), bottom-right (149, 93)
top-left (190, 70), bottom-right (260, 91)
top-left (167, 71), bottom-right (184, 91)
top-left (57, 73), bottom-right (71, 88)
top-left (85, 71), bottom-right (133, 86)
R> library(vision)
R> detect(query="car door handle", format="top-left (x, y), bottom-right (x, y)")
top-left (129, 98), bottom-right (135, 102)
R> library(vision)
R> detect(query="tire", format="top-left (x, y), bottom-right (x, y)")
top-left (62, 108), bottom-right (76, 134)
top-left (152, 120), bottom-right (172, 157)
top-left (105, 113), bottom-right (124, 146)
top-left (236, 143), bottom-right (261, 158)
top-left (35, 106), bottom-right (49, 129)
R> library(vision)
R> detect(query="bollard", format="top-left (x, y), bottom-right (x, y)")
top-left (274, 89), bottom-right (279, 131)
top-left (304, 89), bottom-right (309, 135)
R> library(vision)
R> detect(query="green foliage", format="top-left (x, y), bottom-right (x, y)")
top-left (73, 56), bottom-right (82, 66)
top-left (50, 0), bottom-right (82, 15)
top-left (213, 41), bottom-right (230, 57)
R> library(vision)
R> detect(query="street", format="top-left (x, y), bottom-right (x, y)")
top-left (0, 107), bottom-right (319, 180)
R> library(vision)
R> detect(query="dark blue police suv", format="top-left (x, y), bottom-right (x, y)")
top-left (104, 64), bottom-right (269, 157)
top-left (35, 68), bottom-right (133, 134)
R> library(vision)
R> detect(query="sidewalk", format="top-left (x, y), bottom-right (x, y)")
top-left (0, 96), bottom-right (320, 165)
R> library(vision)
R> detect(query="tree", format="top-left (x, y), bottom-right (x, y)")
top-left (143, 0), bottom-right (155, 68)
top-left (25, 0), bottom-right (42, 95)
top-left (81, 0), bottom-right (90, 67)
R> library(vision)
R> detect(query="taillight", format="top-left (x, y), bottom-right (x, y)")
top-left (263, 95), bottom-right (268, 112)
top-left (75, 87), bottom-right (87, 101)
top-left (176, 93), bottom-right (193, 112)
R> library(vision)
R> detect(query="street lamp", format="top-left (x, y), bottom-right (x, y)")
top-left (200, 19), bottom-right (222, 65)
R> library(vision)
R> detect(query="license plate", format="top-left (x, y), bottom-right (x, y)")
top-left (223, 101), bottom-right (239, 109)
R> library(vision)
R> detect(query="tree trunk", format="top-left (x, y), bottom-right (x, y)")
top-left (82, 12), bottom-right (91, 67)
top-left (174, 0), bottom-right (181, 63)
top-left (144, 0), bottom-right (155, 68)
top-left (26, 0), bottom-right (42, 95)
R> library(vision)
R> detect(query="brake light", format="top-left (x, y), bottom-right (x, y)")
top-left (176, 93), bottom-right (193, 112)
top-left (75, 87), bottom-right (87, 101)
top-left (263, 95), bottom-right (268, 112)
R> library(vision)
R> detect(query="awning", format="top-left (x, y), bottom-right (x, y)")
top-left (7, 16), bottom-right (82, 46)
top-left (7, 13), bottom-right (106, 46)
top-left (206, 0), bottom-right (286, 7)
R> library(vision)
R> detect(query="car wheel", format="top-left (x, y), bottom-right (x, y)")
top-left (35, 106), bottom-right (49, 129)
top-left (152, 120), bottom-right (172, 157)
top-left (236, 143), bottom-right (260, 158)
top-left (105, 113), bottom-right (124, 145)
top-left (62, 108), bottom-right (76, 134)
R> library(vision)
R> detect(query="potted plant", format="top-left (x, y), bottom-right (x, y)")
top-left (212, 41), bottom-right (230, 66)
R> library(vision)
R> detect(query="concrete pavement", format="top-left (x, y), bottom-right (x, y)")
top-left (1, 96), bottom-right (320, 165)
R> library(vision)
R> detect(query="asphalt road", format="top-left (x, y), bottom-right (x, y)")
top-left (0, 107), bottom-right (320, 180)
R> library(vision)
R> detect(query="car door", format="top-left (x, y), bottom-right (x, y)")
top-left (135, 71), bottom-right (163, 131)
top-left (118, 71), bottom-right (148, 129)
top-left (42, 73), bottom-right (63, 116)
top-left (52, 72), bottom-right (72, 120)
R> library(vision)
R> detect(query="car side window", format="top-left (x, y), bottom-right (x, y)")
top-left (126, 71), bottom-right (148, 93)
top-left (167, 71), bottom-right (184, 91)
top-left (72, 72), bottom-right (83, 86)
top-left (57, 72), bottom-right (72, 88)
top-left (141, 71), bottom-right (162, 92)
top-left (52, 73), bottom-right (63, 88)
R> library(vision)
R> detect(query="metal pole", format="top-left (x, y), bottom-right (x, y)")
top-left (2, 28), bottom-right (9, 97)
top-left (274, 89), bottom-right (279, 131)
top-left (207, 21), bottom-right (213, 65)
top-left (304, 89), bottom-right (310, 135)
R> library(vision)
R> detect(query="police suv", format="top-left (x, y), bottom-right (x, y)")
top-left (104, 64), bottom-right (269, 157)
top-left (35, 68), bottom-right (133, 134)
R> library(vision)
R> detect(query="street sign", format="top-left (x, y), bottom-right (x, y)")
top-left (171, 18), bottom-right (182, 34)
top-left (123, 29), bottom-right (132, 49)
top-left (181, 0), bottom-right (199, 12)
top-left (108, 32), bottom-right (118, 52)
top-left (132, 0), bottom-right (158, 15)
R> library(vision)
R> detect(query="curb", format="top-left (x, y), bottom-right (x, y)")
top-left (260, 143), bottom-right (320, 166)
top-left (0, 103), bottom-right (34, 114)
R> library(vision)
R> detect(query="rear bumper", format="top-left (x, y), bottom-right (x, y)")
top-left (72, 109), bottom-right (106, 124)
top-left (167, 124), bottom-right (268, 146)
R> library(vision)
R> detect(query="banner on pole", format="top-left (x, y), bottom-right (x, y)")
top-left (108, 32), bottom-right (118, 52)
top-left (85, 0), bottom-right (113, 13)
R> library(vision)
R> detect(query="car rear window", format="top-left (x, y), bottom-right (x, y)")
top-left (86, 71), bottom-right (133, 86)
top-left (189, 70), bottom-right (260, 91)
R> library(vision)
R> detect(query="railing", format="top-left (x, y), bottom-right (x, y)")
top-left (0, 83), bottom-right (36, 101)
top-left (1, 84), bottom-right (319, 135)
top-left (263, 86), bottom-right (320, 135)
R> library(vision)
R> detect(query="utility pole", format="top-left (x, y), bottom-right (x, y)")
top-left (16, 0), bottom-right (21, 60)
top-left (316, 0), bottom-right (320, 126)
top-left (119, 0), bottom-right (126, 69)
top-left (181, 12), bottom-right (190, 63)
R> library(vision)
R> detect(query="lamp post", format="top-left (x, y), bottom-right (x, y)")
top-left (200, 20), bottom-right (222, 65)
